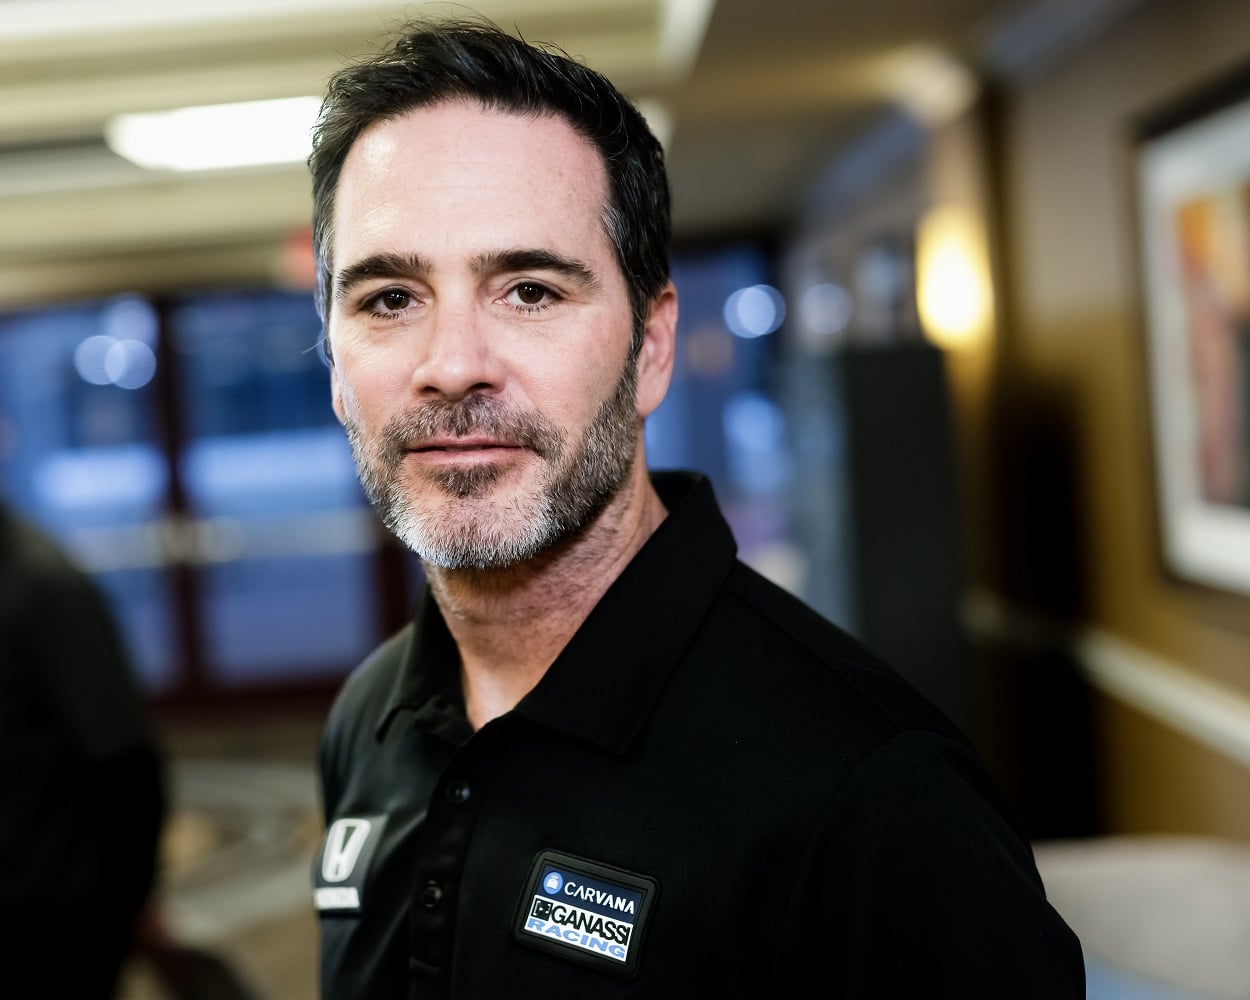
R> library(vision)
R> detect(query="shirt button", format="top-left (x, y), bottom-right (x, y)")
top-left (420, 880), bottom-right (444, 909)
top-left (445, 779), bottom-right (471, 805)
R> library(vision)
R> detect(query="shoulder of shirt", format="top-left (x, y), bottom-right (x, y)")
top-left (719, 558), bottom-right (969, 746)
top-left (0, 508), bottom-right (101, 603)
top-left (714, 560), bottom-right (1033, 838)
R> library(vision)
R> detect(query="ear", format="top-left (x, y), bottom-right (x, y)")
top-left (635, 281), bottom-right (677, 419)
top-left (330, 365), bottom-right (347, 425)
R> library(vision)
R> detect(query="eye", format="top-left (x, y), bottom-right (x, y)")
top-left (378, 290), bottom-right (412, 312)
top-left (506, 281), bottom-right (558, 310)
top-left (364, 288), bottom-right (414, 316)
top-left (515, 282), bottom-right (546, 305)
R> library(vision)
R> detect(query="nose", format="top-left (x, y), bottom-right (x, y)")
top-left (410, 299), bottom-right (506, 401)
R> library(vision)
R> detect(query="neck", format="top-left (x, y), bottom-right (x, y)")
top-left (425, 462), bottom-right (667, 730)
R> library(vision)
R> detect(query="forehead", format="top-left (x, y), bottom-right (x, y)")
top-left (332, 100), bottom-right (612, 262)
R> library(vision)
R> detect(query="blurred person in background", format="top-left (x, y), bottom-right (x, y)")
top-left (0, 500), bottom-right (167, 997)
top-left (308, 16), bottom-right (1085, 998)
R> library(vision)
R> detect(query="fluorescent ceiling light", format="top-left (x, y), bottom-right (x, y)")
top-left (105, 95), bottom-right (321, 171)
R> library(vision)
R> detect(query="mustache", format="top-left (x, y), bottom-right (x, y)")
top-left (377, 395), bottom-right (564, 466)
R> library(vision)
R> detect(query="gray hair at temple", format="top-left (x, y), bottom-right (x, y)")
top-left (307, 17), bottom-right (672, 362)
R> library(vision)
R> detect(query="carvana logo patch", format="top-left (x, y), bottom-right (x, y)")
top-left (514, 850), bottom-right (658, 979)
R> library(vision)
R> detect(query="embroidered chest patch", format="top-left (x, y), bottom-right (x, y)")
top-left (313, 815), bottom-right (387, 913)
top-left (513, 850), bottom-right (658, 978)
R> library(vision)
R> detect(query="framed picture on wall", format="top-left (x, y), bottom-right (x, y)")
top-left (1135, 61), bottom-right (1250, 597)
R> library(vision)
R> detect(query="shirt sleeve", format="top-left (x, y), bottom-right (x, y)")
top-left (777, 729), bottom-right (1086, 997)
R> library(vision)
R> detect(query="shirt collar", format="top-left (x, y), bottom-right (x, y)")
top-left (376, 470), bottom-right (738, 754)
top-left (375, 587), bottom-right (462, 743)
top-left (513, 470), bottom-right (737, 753)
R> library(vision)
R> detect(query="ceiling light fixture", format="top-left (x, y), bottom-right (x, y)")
top-left (105, 95), bottom-right (321, 172)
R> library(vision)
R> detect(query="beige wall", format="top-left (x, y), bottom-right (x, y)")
top-left (984, 0), bottom-right (1250, 837)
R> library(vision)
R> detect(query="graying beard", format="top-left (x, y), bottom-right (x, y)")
top-left (433, 463), bottom-right (504, 499)
top-left (347, 354), bottom-right (639, 569)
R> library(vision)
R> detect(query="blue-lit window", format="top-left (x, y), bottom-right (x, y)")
top-left (0, 297), bottom-right (176, 689)
top-left (649, 243), bottom-right (798, 593)
top-left (0, 289), bottom-right (389, 696)
top-left (169, 290), bottom-right (379, 686)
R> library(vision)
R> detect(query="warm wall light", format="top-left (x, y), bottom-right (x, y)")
top-left (915, 204), bottom-right (993, 351)
top-left (105, 96), bottom-right (321, 172)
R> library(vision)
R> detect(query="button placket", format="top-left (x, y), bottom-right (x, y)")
top-left (420, 880), bottom-right (445, 909)
top-left (408, 760), bottom-right (482, 988)
top-left (445, 778), bottom-right (471, 805)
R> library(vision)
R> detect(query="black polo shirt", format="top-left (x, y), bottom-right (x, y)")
top-left (315, 470), bottom-right (1084, 998)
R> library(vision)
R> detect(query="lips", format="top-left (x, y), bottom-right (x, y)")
top-left (379, 396), bottom-right (564, 466)
top-left (411, 437), bottom-right (521, 453)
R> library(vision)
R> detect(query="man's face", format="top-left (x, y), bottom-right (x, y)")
top-left (327, 100), bottom-right (673, 568)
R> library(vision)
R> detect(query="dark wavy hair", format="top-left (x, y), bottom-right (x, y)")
top-left (308, 17), bottom-right (671, 360)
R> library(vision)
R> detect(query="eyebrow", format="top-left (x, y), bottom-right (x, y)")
top-left (333, 247), bottom-right (602, 303)
top-left (472, 248), bottom-right (601, 291)
top-left (334, 251), bottom-right (430, 302)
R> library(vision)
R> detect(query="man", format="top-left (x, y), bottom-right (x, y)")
top-left (0, 502), bottom-right (166, 997)
top-left (309, 17), bottom-right (1085, 998)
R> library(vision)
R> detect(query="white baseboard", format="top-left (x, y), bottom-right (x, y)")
top-left (964, 589), bottom-right (1250, 769)
top-left (1077, 629), bottom-right (1250, 770)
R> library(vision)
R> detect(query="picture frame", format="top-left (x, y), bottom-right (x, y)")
top-left (1135, 61), bottom-right (1250, 597)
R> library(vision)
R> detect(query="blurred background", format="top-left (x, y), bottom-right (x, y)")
top-left (5, 0), bottom-right (1250, 997)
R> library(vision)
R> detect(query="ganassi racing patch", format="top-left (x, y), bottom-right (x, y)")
top-left (513, 850), bottom-right (657, 978)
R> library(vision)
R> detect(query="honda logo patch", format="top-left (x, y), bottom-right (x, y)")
top-left (314, 815), bottom-right (386, 913)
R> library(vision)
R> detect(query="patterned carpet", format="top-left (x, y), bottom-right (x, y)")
top-left (118, 711), bottom-right (325, 1000)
